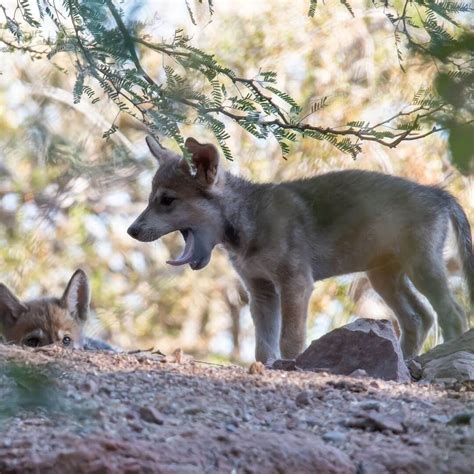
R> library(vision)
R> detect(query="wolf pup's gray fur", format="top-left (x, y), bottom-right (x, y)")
top-left (0, 269), bottom-right (114, 351)
top-left (128, 136), bottom-right (473, 362)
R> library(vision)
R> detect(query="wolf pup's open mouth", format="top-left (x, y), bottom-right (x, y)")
top-left (167, 229), bottom-right (195, 267)
top-left (166, 229), bottom-right (211, 270)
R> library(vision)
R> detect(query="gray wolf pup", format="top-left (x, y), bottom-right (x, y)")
top-left (128, 136), bottom-right (472, 362)
top-left (0, 269), bottom-right (113, 350)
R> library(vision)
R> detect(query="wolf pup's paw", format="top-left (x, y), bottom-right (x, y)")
top-left (83, 337), bottom-right (117, 352)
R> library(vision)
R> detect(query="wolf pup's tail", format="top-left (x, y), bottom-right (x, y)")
top-left (449, 195), bottom-right (474, 307)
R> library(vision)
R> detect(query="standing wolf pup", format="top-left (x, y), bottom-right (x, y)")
top-left (0, 269), bottom-right (113, 350)
top-left (128, 136), bottom-right (472, 363)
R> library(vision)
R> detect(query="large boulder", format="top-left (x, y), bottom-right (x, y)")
top-left (413, 328), bottom-right (474, 383)
top-left (420, 351), bottom-right (474, 383)
top-left (295, 319), bottom-right (410, 382)
top-left (416, 328), bottom-right (474, 366)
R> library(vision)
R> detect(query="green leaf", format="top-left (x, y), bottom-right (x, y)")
top-left (449, 122), bottom-right (474, 175)
top-left (308, 0), bottom-right (318, 17)
top-left (339, 0), bottom-right (354, 17)
top-left (73, 70), bottom-right (85, 104)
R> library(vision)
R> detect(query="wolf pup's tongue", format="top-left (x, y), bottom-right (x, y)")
top-left (167, 230), bottom-right (195, 266)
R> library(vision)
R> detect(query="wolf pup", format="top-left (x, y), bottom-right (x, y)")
top-left (0, 269), bottom-right (113, 350)
top-left (128, 136), bottom-right (472, 363)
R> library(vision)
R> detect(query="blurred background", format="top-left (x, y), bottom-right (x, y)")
top-left (0, 0), bottom-right (472, 361)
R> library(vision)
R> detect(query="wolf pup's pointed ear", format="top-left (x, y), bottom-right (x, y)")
top-left (185, 137), bottom-right (220, 186)
top-left (0, 283), bottom-right (27, 324)
top-left (146, 135), bottom-right (175, 165)
top-left (62, 269), bottom-right (90, 323)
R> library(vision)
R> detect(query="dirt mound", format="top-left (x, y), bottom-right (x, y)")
top-left (0, 344), bottom-right (473, 473)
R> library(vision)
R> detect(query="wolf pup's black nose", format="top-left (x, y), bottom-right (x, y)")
top-left (127, 225), bottom-right (140, 238)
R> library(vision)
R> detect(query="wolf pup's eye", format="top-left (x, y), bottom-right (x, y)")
top-left (24, 336), bottom-right (41, 347)
top-left (160, 195), bottom-right (176, 206)
top-left (62, 336), bottom-right (72, 346)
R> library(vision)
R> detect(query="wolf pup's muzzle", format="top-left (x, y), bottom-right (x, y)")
top-left (126, 221), bottom-right (159, 242)
top-left (127, 224), bottom-right (140, 239)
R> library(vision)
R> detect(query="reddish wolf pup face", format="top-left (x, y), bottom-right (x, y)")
top-left (0, 269), bottom-right (90, 349)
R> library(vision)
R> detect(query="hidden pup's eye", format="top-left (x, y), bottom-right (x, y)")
top-left (160, 195), bottom-right (176, 206)
top-left (62, 336), bottom-right (72, 346)
top-left (24, 336), bottom-right (41, 348)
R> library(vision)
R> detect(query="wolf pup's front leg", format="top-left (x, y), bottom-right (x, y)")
top-left (279, 272), bottom-right (313, 359)
top-left (245, 278), bottom-right (281, 364)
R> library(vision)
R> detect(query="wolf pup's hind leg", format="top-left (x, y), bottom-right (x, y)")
top-left (400, 275), bottom-right (435, 345)
top-left (368, 263), bottom-right (429, 357)
top-left (409, 257), bottom-right (468, 341)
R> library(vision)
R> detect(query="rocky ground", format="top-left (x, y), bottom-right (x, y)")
top-left (0, 344), bottom-right (473, 473)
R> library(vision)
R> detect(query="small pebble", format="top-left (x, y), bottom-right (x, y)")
top-left (78, 380), bottom-right (98, 394)
top-left (286, 416), bottom-right (300, 430)
top-left (295, 391), bottom-right (312, 407)
top-left (429, 415), bottom-right (449, 423)
top-left (248, 362), bottom-right (265, 375)
top-left (356, 400), bottom-right (381, 411)
top-left (183, 406), bottom-right (206, 415)
top-left (348, 369), bottom-right (368, 378)
top-left (448, 412), bottom-right (474, 426)
top-left (322, 431), bottom-right (347, 443)
top-left (401, 435), bottom-right (423, 446)
top-left (138, 406), bottom-right (164, 425)
top-left (225, 423), bottom-right (238, 433)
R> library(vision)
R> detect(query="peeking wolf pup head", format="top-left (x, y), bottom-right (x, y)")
top-left (0, 269), bottom-right (90, 349)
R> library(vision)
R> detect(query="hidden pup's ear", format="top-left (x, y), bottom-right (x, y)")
top-left (61, 269), bottom-right (90, 323)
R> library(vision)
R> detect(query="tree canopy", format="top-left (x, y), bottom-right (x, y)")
top-left (0, 0), bottom-right (472, 167)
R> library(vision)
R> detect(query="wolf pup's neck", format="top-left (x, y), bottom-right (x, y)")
top-left (218, 171), bottom-right (264, 254)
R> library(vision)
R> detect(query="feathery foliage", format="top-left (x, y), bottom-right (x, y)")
top-left (371, 0), bottom-right (473, 170)
top-left (0, 0), bottom-right (471, 166)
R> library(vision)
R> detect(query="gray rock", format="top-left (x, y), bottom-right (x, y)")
top-left (348, 369), bottom-right (369, 378)
top-left (138, 405), bottom-right (164, 425)
top-left (295, 319), bottom-right (410, 382)
top-left (83, 337), bottom-right (117, 351)
top-left (429, 414), bottom-right (450, 423)
top-left (322, 431), bottom-right (347, 443)
top-left (421, 351), bottom-right (474, 383)
top-left (272, 359), bottom-right (297, 371)
top-left (355, 400), bottom-right (381, 411)
top-left (406, 358), bottom-right (423, 380)
top-left (183, 405), bottom-right (206, 415)
top-left (448, 412), bottom-right (474, 426)
top-left (295, 391), bottom-right (312, 407)
top-left (416, 328), bottom-right (474, 366)
top-left (344, 412), bottom-right (405, 434)
top-left (78, 379), bottom-right (98, 394)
